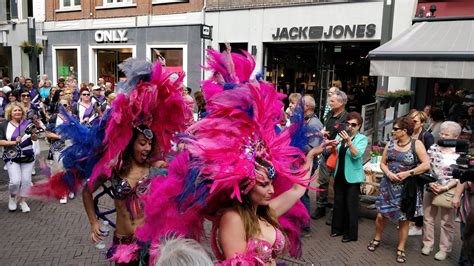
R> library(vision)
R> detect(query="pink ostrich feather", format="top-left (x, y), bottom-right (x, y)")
top-left (108, 243), bottom-right (140, 263)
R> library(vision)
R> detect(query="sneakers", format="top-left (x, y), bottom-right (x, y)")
top-left (434, 251), bottom-right (448, 261)
top-left (8, 196), bottom-right (17, 211)
top-left (3, 164), bottom-right (7, 171)
top-left (408, 226), bottom-right (422, 236)
top-left (19, 201), bottom-right (30, 213)
top-left (59, 197), bottom-right (67, 204)
top-left (421, 246), bottom-right (433, 256)
top-left (31, 168), bottom-right (36, 175)
top-left (68, 192), bottom-right (75, 199)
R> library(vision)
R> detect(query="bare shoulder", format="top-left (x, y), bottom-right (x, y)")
top-left (220, 210), bottom-right (243, 225)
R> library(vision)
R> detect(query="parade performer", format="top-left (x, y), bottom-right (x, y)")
top-left (31, 58), bottom-right (191, 265)
top-left (136, 49), bottom-right (333, 265)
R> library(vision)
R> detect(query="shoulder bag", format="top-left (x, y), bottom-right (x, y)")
top-left (432, 187), bottom-right (455, 209)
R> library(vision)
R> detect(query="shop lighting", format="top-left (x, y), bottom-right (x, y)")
top-left (280, 73), bottom-right (284, 77)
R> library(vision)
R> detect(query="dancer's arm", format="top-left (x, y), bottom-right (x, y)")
top-left (82, 180), bottom-right (104, 244)
top-left (270, 140), bottom-right (336, 217)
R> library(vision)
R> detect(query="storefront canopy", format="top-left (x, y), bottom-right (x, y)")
top-left (369, 20), bottom-right (474, 79)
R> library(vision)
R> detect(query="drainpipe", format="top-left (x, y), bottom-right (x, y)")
top-left (201, 0), bottom-right (207, 81)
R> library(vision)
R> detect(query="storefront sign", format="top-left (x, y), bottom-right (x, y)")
top-left (272, 24), bottom-right (376, 40)
top-left (95, 30), bottom-right (128, 43)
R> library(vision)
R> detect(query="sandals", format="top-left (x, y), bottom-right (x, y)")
top-left (367, 239), bottom-right (381, 252)
top-left (396, 249), bottom-right (407, 263)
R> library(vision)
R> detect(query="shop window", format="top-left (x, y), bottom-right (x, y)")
top-left (219, 43), bottom-right (248, 56)
top-left (55, 49), bottom-right (78, 83)
top-left (60, 0), bottom-right (81, 9)
top-left (151, 48), bottom-right (184, 73)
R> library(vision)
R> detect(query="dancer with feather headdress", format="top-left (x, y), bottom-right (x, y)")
top-left (136, 48), bottom-right (335, 265)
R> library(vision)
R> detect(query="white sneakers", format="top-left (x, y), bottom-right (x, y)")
top-left (68, 192), bottom-right (75, 199)
top-left (434, 251), bottom-right (448, 261)
top-left (19, 201), bottom-right (30, 213)
top-left (59, 197), bottom-right (68, 204)
top-left (408, 226), bottom-right (423, 236)
top-left (421, 247), bottom-right (448, 261)
top-left (8, 196), bottom-right (17, 211)
top-left (421, 246), bottom-right (433, 256)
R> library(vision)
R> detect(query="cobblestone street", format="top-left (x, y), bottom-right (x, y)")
top-left (0, 149), bottom-right (463, 265)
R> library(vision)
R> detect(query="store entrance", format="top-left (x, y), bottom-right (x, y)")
top-left (96, 48), bottom-right (132, 85)
top-left (0, 46), bottom-right (12, 79)
top-left (264, 41), bottom-right (379, 116)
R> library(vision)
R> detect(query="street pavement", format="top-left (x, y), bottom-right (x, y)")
top-left (0, 144), bottom-right (463, 265)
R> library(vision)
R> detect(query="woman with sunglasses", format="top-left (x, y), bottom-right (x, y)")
top-left (19, 88), bottom-right (44, 176)
top-left (45, 98), bottom-right (74, 204)
top-left (330, 112), bottom-right (368, 243)
top-left (72, 88), bottom-right (97, 127)
top-left (368, 117), bottom-right (430, 263)
top-left (0, 102), bottom-right (38, 212)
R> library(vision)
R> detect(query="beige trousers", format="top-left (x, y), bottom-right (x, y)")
top-left (422, 191), bottom-right (455, 252)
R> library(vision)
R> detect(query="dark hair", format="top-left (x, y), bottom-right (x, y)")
top-left (193, 91), bottom-right (206, 112)
top-left (185, 87), bottom-right (192, 94)
top-left (395, 116), bottom-right (415, 135)
top-left (79, 87), bottom-right (90, 95)
top-left (430, 107), bottom-right (444, 122)
top-left (119, 125), bottom-right (156, 175)
top-left (14, 77), bottom-right (19, 82)
top-left (19, 88), bottom-right (30, 97)
top-left (104, 90), bottom-right (114, 98)
top-left (25, 78), bottom-right (32, 83)
top-left (346, 112), bottom-right (363, 126)
top-left (3, 77), bottom-right (10, 84)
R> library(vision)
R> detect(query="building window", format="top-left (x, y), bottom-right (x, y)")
top-left (153, 0), bottom-right (188, 4)
top-left (60, 0), bottom-right (81, 9)
top-left (151, 48), bottom-right (183, 73)
top-left (104, 0), bottom-right (132, 5)
top-left (54, 48), bottom-right (80, 84)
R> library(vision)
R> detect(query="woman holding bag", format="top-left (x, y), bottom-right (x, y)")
top-left (330, 112), bottom-right (368, 242)
top-left (421, 121), bottom-right (462, 261)
top-left (368, 117), bottom-right (430, 263)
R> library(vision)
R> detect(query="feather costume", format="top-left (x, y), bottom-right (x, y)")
top-left (30, 57), bottom-right (191, 198)
top-left (137, 49), bottom-right (322, 264)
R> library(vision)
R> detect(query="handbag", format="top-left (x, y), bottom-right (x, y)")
top-left (326, 149), bottom-right (338, 170)
top-left (432, 188), bottom-right (455, 208)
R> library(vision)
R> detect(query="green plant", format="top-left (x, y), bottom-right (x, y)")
top-left (20, 41), bottom-right (43, 55)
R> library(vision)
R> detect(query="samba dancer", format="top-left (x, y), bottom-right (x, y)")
top-left (31, 58), bottom-right (191, 265)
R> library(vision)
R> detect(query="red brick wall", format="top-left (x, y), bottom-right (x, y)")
top-left (46, 0), bottom-right (203, 21)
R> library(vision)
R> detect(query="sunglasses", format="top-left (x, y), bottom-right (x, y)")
top-left (392, 127), bottom-right (403, 131)
top-left (82, 93), bottom-right (90, 96)
top-left (21, 94), bottom-right (30, 98)
top-left (346, 122), bottom-right (359, 128)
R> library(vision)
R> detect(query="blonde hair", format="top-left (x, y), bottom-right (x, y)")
top-left (288, 93), bottom-right (302, 103)
top-left (409, 111), bottom-right (428, 123)
top-left (5, 102), bottom-right (26, 121)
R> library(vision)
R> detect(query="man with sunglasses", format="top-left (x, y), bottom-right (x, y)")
top-left (91, 86), bottom-right (107, 113)
top-left (312, 90), bottom-right (348, 224)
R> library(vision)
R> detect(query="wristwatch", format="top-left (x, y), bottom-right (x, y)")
top-left (409, 170), bottom-right (415, 176)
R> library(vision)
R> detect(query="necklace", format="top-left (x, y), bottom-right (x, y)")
top-left (397, 140), bottom-right (411, 147)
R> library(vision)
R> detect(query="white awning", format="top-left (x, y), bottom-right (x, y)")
top-left (369, 20), bottom-right (474, 79)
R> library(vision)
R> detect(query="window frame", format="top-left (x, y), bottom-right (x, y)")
top-left (59, 0), bottom-right (81, 10)
top-left (52, 46), bottom-right (82, 85)
top-left (146, 44), bottom-right (188, 86)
